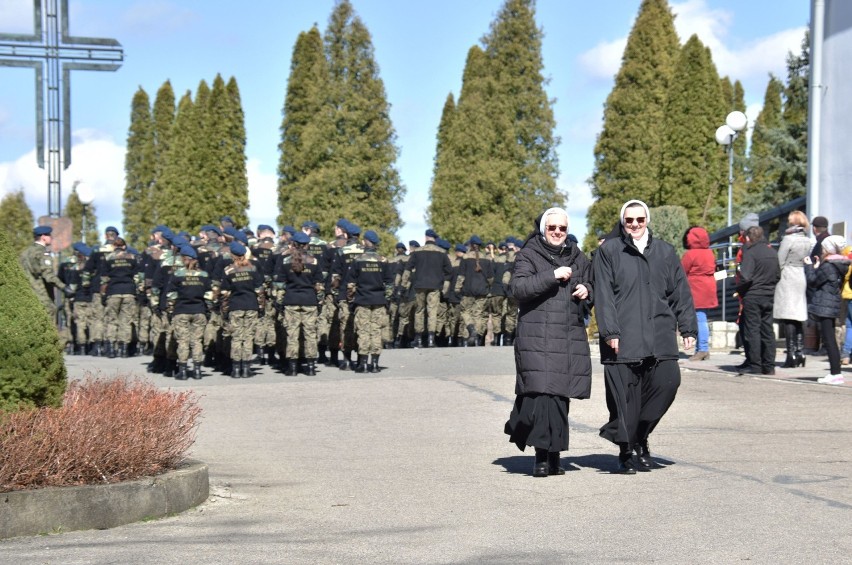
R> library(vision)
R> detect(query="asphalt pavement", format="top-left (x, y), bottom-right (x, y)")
top-left (2, 345), bottom-right (850, 564)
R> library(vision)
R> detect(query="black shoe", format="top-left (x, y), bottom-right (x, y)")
top-left (426, 332), bottom-right (436, 348)
top-left (548, 452), bottom-right (565, 475)
top-left (231, 361), bottom-right (241, 379)
top-left (284, 360), bottom-right (297, 376)
top-left (532, 461), bottom-right (549, 477)
top-left (192, 364), bottom-right (203, 379)
top-left (762, 367), bottom-right (776, 375)
top-left (635, 443), bottom-right (655, 471)
top-left (370, 355), bottom-right (380, 373)
top-left (738, 366), bottom-right (762, 376)
top-left (615, 453), bottom-right (638, 475)
top-left (354, 355), bottom-right (369, 373)
top-left (175, 363), bottom-right (188, 381)
top-left (734, 361), bottom-right (750, 370)
top-left (306, 360), bottom-right (317, 376)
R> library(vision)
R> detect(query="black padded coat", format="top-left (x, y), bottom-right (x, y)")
top-left (509, 235), bottom-right (593, 399)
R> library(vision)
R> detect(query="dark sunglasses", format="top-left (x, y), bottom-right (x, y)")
top-left (546, 225), bottom-right (568, 233)
top-left (624, 217), bottom-right (646, 225)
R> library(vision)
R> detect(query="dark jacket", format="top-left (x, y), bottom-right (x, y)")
top-left (593, 226), bottom-right (697, 364)
top-left (509, 235), bottom-right (592, 399)
top-left (276, 253), bottom-right (323, 307)
top-left (100, 248), bottom-right (139, 296)
top-left (405, 242), bottom-right (452, 290)
top-left (681, 227), bottom-right (718, 309)
top-left (166, 267), bottom-right (211, 315)
top-left (456, 249), bottom-right (493, 297)
top-left (222, 262), bottom-right (264, 312)
top-left (736, 240), bottom-right (780, 298)
top-left (805, 257), bottom-right (850, 318)
top-left (346, 249), bottom-right (393, 306)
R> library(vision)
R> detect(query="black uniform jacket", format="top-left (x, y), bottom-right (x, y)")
top-left (222, 263), bottom-right (263, 312)
top-left (405, 242), bottom-right (452, 290)
top-left (510, 235), bottom-right (593, 399)
top-left (276, 254), bottom-right (323, 307)
top-left (593, 226), bottom-right (697, 364)
top-left (346, 250), bottom-right (393, 306)
top-left (166, 268), bottom-right (211, 315)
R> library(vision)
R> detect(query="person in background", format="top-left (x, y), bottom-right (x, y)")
top-left (773, 211), bottom-right (812, 368)
top-left (681, 226), bottom-right (718, 361)
top-left (504, 208), bottom-right (592, 477)
top-left (804, 235), bottom-right (850, 385)
top-left (841, 239), bottom-right (852, 366)
top-left (736, 226), bottom-right (780, 376)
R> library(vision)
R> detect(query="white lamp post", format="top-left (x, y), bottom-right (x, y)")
top-left (715, 111), bottom-right (748, 322)
top-left (76, 181), bottom-right (94, 244)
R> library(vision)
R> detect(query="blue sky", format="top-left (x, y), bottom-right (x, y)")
top-left (0, 0), bottom-right (808, 247)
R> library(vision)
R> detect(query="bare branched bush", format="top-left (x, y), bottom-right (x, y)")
top-left (0, 375), bottom-right (202, 492)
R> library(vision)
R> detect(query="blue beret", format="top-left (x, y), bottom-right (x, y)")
top-left (72, 242), bottom-right (88, 255)
top-left (234, 231), bottom-right (248, 245)
top-left (409, 240), bottom-right (420, 248)
top-left (469, 235), bottom-right (483, 246)
top-left (179, 245), bottom-right (197, 259)
top-left (425, 228), bottom-right (438, 238)
top-left (229, 241), bottom-right (246, 256)
top-left (301, 220), bottom-right (313, 229)
top-left (309, 221), bottom-right (320, 231)
top-left (257, 224), bottom-right (275, 234)
top-left (498, 241), bottom-right (508, 249)
top-left (435, 238), bottom-right (451, 250)
top-left (363, 230), bottom-right (379, 244)
top-left (220, 215), bottom-right (234, 225)
top-left (336, 218), bottom-right (349, 228)
top-left (171, 235), bottom-right (188, 248)
top-left (395, 242), bottom-right (407, 250)
top-left (291, 231), bottom-right (310, 245)
top-left (282, 225), bottom-right (296, 235)
top-left (223, 226), bottom-right (239, 238)
top-left (33, 225), bottom-right (52, 236)
top-left (201, 224), bottom-right (216, 232)
top-left (152, 224), bottom-right (170, 234)
top-left (105, 226), bottom-right (119, 234)
top-left (206, 225), bottom-right (222, 236)
top-left (455, 244), bottom-right (468, 253)
top-left (161, 229), bottom-right (174, 242)
top-left (348, 223), bottom-right (361, 235)
top-left (126, 246), bottom-right (139, 255)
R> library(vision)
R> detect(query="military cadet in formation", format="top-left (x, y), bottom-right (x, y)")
top-left (455, 235), bottom-right (494, 346)
top-left (330, 221), bottom-right (365, 370)
top-left (401, 228), bottom-right (453, 348)
top-left (221, 241), bottom-right (265, 378)
top-left (100, 237), bottom-right (141, 358)
top-left (392, 240), bottom-right (419, 347)
top-left (166, 245), bottom-right (211, 380)
top-left (20, 225), bottom-right (74, 323)
top-left (275, 231), bottom-right (324, 376)
top-left (440, 243), bottom-right (466, 346)
top-left (57, 242), bottom-right (90, 353)
top-left (346, 230), bottom-right (393, 373)
top-left (150, 233), bottom-right (187, 376)
top-left (82, 226), bottom-right (120, 356)
top-left (252, 224), bottom-right (278, 366)
top-left (501, 239), bottom-right (519, 345)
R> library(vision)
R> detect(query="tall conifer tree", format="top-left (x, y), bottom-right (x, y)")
top-left (585, 0), bottom-right (680, 248)
top-left (277, 26), bottom-right (333, 229)
top-left (151, 80), bottom-right (176, 226)
top-left (63, 187), bottom-right (98, 245)
top-left (0, 189), bottom-right (35, 253)
top-left (659, 36), bottom-right (727, 228)
top-left (746, 77), bottom-right (784, 212)
top-left (206, 74), bottom-right (249, 226)
top-left (322, 0), bottom-right (404, 241)
top-left (156, 91), bottom-right (201, 230)
top-left (225, 76), bottom-right (250, 226)
top-left (122, 87), bottom-right (155, 246)
top-left (426, 93), bottom-right (456, 229)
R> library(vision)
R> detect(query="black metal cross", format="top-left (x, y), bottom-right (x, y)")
top-left (0, 0), bottom-right (123, 217)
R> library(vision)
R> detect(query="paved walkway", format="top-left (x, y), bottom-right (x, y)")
top-left (2, 347), bottom-right (850, 563)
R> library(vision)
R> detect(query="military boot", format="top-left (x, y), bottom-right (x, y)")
top-left (306, 360), bottom-right (317, 376)
top-left (329, 349), bottom-right (340, 368)
top-left (354, 354), bottom-right (369, 373)
top-left (242, 361), bottom-right (252, 378)
top-left (491, 333), bottom-right (502, 346)
top-left (192, 361), bottom-right (204, 380)
top-left (106, 342), bottom-right (116, 358)
top-left (119, 342), bottom-right (129, 358)
top-left (175, 363), bottom-right (188, 381)
top-left (284, 359), bottom-right (297, 376)
top-left (230, 361), bottom-right (241, 379)
top-left (426, 332), bottom-right (436, 348)
top-left (466, 325), bottom-right (478, 347)
top-left (370, 354), bottom-right (381, 373)
top-left (503, 331), bottom-right (514, 346)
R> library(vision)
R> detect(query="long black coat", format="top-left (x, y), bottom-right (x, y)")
top-left (593, 226), bottom-right (697, 364)
top-left (509, 235), bottom-right (593, 399)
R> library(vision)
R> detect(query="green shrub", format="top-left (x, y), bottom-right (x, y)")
top-left (649, 205), bottom-right (690, 257)
top-left (0, 230), bottom-right (66, 411)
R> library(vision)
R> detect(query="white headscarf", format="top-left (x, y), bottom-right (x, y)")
top-left (620, 199), bottom-right (651, 254)
top-left (539, 207), bottom-right (569, 237)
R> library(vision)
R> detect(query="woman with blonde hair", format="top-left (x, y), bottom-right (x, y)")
top-left (774, 211), bottom-right (811, 367)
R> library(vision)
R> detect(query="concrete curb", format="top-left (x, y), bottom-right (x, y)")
top-left (0, 459), bottom-right (208, 540)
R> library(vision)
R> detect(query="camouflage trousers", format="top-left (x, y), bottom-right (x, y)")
top-left (414, 289), bottom-right (442, 333)
top-left (105, 294), bottom-right (137, 344)
top-left (396, 299), bottom-right (415, 338)
top-left (461, 296), bottom-right (489, 335)
top-left (386, 301), bottom-right (399, 343)
top-left (255, 301), bottom-right (277, 348)
top-left (228, 310), bottom-right (258, 362)
top-left (72, 301), bottom-right (92, 346)
top-left (152, 311), bottom-right (177, 361)
top-left (89, 295), bottom-right (105, 342)
top-left (338, 301), bottom-right (357, 353)
top-left (173, 313), bottom-right (206, 363)
top-left (486, 296), bottom-right (506, 333)
top-left (442, 302), bottom-right (461, 338)
top-left (504, 297), bottom-right (518, 334)
top-left (138, 302), bottom-right (153, 345)
top-left (355, 305), bottom-right (388, 356)
top-left (204, 311), bottom-right (223, 348)
top-left (318, 293), bottom-right (337, 342)
top-left (284, 305), bottom-right (318, 359)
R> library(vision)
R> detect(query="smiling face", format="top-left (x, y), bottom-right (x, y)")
top-left (543, 211), bottom-right (568, 246)
top-left (622, 204), bottom-right (647, 240)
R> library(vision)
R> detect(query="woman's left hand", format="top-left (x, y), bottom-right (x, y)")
top-left (572, 284), bottom-right (589, 300)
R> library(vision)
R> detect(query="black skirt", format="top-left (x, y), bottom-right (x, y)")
top-left (504, 393), bottom-right (570, 453)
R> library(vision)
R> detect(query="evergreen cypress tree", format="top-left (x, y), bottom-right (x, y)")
top-left (323, 0), bottom-right (405, 242)
top-left (151, 80), bottom-right (176, 227)
top-left (746, 76), bottom-right (784, 212)
top-left (585, 0), bottom-right (680, 249)
top-left (205, 74), bottom-right (249, 227)
top-left (659, 36), bottom-right (727, 229)
top-left (62, 186), bottom-right (98, 246)
top-left (0, 189), bottom-right (35, 253)
top-left (277, 26), bottom-right (333, 229)
top-left (0, 229), bottom-right (67, 411)
top-left (156, 91), bottom-right (200, 230)
top-left (122, 87), bottom-right (155, 246)
top-left (425, 93), bottom-right (456, 229)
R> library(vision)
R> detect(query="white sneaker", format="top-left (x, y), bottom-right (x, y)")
top-left (817, 374), bottom-right (845, 385)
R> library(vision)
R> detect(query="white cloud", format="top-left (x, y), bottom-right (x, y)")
top-left (0, 0), bottom-right (36, 34)
top-left (245, 157), bottom-right (279, 231)
top-left (577, 37), bottom-right (627, 82)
